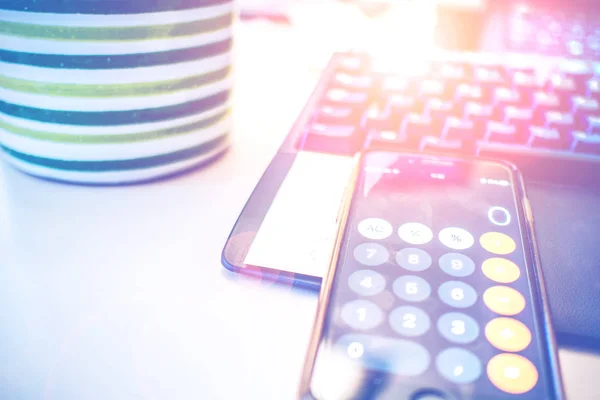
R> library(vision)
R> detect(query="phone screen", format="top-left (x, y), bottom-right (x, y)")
top-left (304, 152), bottom-right (559, 400)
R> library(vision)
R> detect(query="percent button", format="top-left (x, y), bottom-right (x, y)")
top-left (439, 227), bottom-right (475, 250)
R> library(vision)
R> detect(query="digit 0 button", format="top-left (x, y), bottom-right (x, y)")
top-left (482, 258), bottom-right (521, 284)
top-left (398, 222), bottom-right (433, 245)
top-left (485, 318), bottom-right (532, 352)
top-left (358, 218), bottom-right (393, 240)
top-left (479, 232), bottom-right (516, 255)
top-left (483, 286), bottom-right (526, 316)
top-left (487, 354), bottom-right (539, 394)
top-left (438, 227), bottom-right (475, 250)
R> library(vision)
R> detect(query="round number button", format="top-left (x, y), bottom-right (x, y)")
top-left (487, 354), bottom-right (539, 395)
top-left (353, 243), bottom-right (389, 266)
top-left (483, 286), bottom-right (526, 316)
top-left (437, 312), bottom-right (480, 344)
top-left (398, 222), bottom-right (433, 245)
top-left (438, 281), bottom-right (477, 308)
top-left (482, 258), bottom-right (521, 284)
top-left (438, 253), bottom-right (475, 277)
top-left (389, 306), bottom-right (431, 337)
top-left (438, 227), bottom-right (475, 250)
top-left (436, 348), bottom-right (482, 384)
top-left (348, 270), bottom-right (386, 296)
top-left (393, 275), bottom-right (431, 302)
top-left (485, 318), bottom-right (532, 352)
top-left (479, 232), bottom-right (516, 255)
top-left (358, 218), bottom-right (393, 240)
top-left (396, 248), bottom-right (432, 272)
top-left (341, 299), bottom-right (384, 330)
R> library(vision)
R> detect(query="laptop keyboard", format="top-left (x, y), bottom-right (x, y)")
top-left (296, 52), bottom-right (600, 182)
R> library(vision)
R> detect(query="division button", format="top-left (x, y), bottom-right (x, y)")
top-left (479, 232), bottom-right (517, 255)
top-left (483, 286), bottom-right (526, 316)
top-left (436, 348), bottom-right (483, 384)
top-left (348, 270), bottom-right (387, 296)
top-left (487, 353), bottom-right (539, 394)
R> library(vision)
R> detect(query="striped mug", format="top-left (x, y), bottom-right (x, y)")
top-left (0, 0), bottom-right (234, 184)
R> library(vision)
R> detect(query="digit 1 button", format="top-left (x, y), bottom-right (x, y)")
top-left (398, 222), bottom-right (433, 245)
top-left (482, 258), bottom-right (521, 284)
top-left (438, 253), bottom-right (475, 277)
top-left (485, 318), bottom-right (532, 352)
top-left (341, 299), bottom-right (384, 330)
top-left (353, 243), bottom-right (389, 266)
top-left (487, 354), bottom-right (539, 395)
top-left (438, 227), bottom-right (475, 250)
top-left (358, 218), bottom-right (393, 240)
top-left (348, 270), bottom-right (386, 296)
top-left (479, 232), bottom-right (516, 255)
top-left (483, 286), bottom-right (526, 316)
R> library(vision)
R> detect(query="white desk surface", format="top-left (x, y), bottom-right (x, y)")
top-left (0, 22), bottom-right (597, 400)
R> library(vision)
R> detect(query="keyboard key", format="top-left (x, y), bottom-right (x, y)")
top-left (532, 91), bottom-right (563, 119)
top-left (475, 66), bottom-right (507, 93)
top-left (558, 59), bottom-right (594, 86)
top-left (367, 129), bottom-right (408, 145)
top-left (382, 76), bottom-right (412, 93)
top-left (437, 62), bottom-right (468, 81)
top-left (464, 101), bottom-right (496, 134)
top-left (571, 131), bottom-right (600, 154)
top-left (588, 79), bottom-right (600, 101)
top-left (571, 96), bottom-right (600, 123)
top-left (548, 74), bottom-right (578, 99)
top-left (315, 106), bottom-right (355, 124)
top-left (494, 87), bottom-right (523, 107)
top-left (444, 117), bottom-right (475, 141)
top-left (334, 73), bottom-right (373, 89)
top-left (456, 83), bottom-right (485, 105)
top-left (362, 106), bottom-right (397, 130)
top-left (426, 98), bottom-right (458, 122)
top-left (544, 111), bottom-right (575, 133)
top-left (504, 106), bottom-right (534, 127)
top-left (388, 94), bottom-right (417, 116)
top-left (420, 136), bottom-right (465, 154)
top-left (486, 122), bottom-right (523, 144)
top-left (338, 56), bottom-right (364, 73)
top-left (420, 79), bottom-right (447, 98)
top-left (512, 71), bottom-right (542, 101)
top-left (528, 126), bottom-right (569, 149)
top-left (324, 88), bottom-right (368, 107)
top-left (588, 115), bottom-right (600, 134)
top-left (300, 123), bottom-right (363, 155)
top-left (403, 113), bottom-right (435, 137)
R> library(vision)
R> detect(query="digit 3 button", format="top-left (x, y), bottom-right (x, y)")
top-left (485, 317), bottom-right (532, 352)
top-left (437, 312), bottom-right (480, 344)
top-left (479, 232), bottom-right (516, 255)
top-left (483, 286), bottom-right (526, 316)
top-left (438, 227), bottom-right (474, 250)
top-left (398, 222), bottom-right (433, 245)
top-left (482, 258), bottom-right (521, 284)
top-left (358, 218), bottom-right (393, 240)
top-left (487, 353), bottom-right (539, 395)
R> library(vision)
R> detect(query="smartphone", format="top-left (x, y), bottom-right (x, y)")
top-left (298, 151), bottom-right (564, 400)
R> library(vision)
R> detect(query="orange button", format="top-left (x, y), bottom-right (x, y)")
top-left (479, 232), bottom-right (516, 255)
top-left (485, 317), bottom-right (532, 352)
top-left (483, 286), bottom-right (526, 316)
top-left (487, 353), bottom-right (538, 394)
top-left (482, 258), bottom-right (521, 284)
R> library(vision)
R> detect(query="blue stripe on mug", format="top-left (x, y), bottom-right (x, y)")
top-left (0, 90), bottom-right (230, 126)
top-left (0, 0), bottom-right (232, 14)
top-left (0, 38), bottom-right (232, 69)
top-left (0, 133), bottom-right (228, 172)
